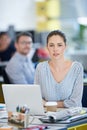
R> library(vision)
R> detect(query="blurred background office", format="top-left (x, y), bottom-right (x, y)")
top-left (0, 0), bottom-right (87, 103)
top-left (0, 0), bottom-right (87, 64)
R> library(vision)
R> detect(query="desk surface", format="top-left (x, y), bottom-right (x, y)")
top-left (0, 119), bottom-right (66, 130)
top-left (0, 106), bottom-right (87, 130)
top-left (1, 117), bottom-right (87, 130)
top-left (0, 61), bottom-right (8, 67)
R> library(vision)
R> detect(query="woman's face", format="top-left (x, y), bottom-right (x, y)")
top-left (47, 35), bottom-right (66, 60)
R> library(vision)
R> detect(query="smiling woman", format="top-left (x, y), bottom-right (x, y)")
top-left (34, 30), bottom-right (84, 108)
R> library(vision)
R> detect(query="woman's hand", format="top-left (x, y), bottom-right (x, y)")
top-left (57, 101), bottom-right (65, 108)
top-left (42, 99), bottom-right (65, 108)
top-left (42, 99), bottom-right (47, 107)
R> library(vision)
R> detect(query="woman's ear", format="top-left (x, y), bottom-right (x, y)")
top-left (65, 44), bottom-right (67, 49)
top-left (46, 44), bottom-right (49, 50)
top-left (14, 42), bottom-right (18, 50)
top-left (64, 44), bottom-right (67, 53)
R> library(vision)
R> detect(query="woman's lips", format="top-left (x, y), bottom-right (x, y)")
top-left (53, 53), bottom-right (59, 56)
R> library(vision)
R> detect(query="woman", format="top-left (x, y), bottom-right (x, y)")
top-left (34, 30), bottom-right (83, 108)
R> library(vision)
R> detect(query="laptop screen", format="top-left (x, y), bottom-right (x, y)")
top-left (2, 84), bottom-right (45, 115)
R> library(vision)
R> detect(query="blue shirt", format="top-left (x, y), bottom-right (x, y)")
top-left (34, 61), bottom-right (83, 107)
top-left (6, 52), bottom-right (35, 84)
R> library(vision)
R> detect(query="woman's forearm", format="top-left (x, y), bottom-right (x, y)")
top-left (43, 99), bottom-right (65, 108)
top-left (57, 101), bottom-right (65, 108)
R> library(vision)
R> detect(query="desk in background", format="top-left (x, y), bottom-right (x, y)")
top-left (0, 61), bottom-right (8, 75)
top-left (0, 61), bottom-right (8, 103)
top-left (0, 61), bottom-right (8, 78)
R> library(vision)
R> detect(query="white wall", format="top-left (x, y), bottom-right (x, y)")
top-left (0, 0), bottom-right (36, 31)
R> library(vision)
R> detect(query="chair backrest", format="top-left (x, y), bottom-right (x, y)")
top-left (2, 68), bottom-right (11, 84)
top-left (82, 85), bottom-right (87, 107)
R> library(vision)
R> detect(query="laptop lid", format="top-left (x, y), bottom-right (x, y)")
top-left (2, 84), bottom-right (45, 115)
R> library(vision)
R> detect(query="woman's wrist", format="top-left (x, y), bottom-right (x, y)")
top-left (43, 99), bottom-right (47, 107)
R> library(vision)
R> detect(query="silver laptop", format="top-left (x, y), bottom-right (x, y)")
top-left (2, 84), bottom-right (45, 115)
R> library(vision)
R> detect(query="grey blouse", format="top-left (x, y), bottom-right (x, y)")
top-left (34, 61), bottom-right (83, 107)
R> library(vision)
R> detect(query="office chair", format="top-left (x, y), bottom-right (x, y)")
top-left (2, 68), bottom-right (11, 84)
top-left (82, 84), bottom-right (87, 107)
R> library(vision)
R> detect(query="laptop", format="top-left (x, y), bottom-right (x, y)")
top-left (2, 84), bottom-right (45, 116)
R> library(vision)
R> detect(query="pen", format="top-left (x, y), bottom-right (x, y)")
top-left (25, 125), bottom-right (48, 130)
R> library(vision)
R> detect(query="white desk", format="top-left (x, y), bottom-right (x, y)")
top-left (0, 117), bottom-right (66, 130)
top-left (0, 76), bottom-right (4, 82)
top-left (0, 61), bottom-right (8, 67)
top-left (1, 115), bottom-right (87, 130)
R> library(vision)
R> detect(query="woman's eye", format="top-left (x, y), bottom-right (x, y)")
top-left (50, 45), bottom-right (54, 47)
top-left (58, 45), bottom-right (62, 46)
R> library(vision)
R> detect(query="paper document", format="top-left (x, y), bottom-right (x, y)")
top-left (0, 103), bottom-right (8, 119)
top-left (39, 107), bottom-right (87, 123)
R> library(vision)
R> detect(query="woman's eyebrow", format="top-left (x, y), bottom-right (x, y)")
top-left (57, 42), bottom-right (63, 44)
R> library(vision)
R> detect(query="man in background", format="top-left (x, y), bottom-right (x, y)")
top-left (0, 32), bottom-right (15, 61)
top-left (5, 32), bottom-right (35, 84)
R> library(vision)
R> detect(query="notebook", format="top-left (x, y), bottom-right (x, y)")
top-left (2, 84), bottom-right (45, 116)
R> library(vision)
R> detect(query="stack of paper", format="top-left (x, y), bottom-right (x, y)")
top-left (39, 107), bottom-right (87, 123)
top-left (0, 103), bottom-right (8, 119)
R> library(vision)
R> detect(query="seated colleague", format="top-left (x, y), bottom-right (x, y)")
top-left (34, 30), bottom-right (83, 108)
top-left (5, 32), bottom-right (35, 84)
top-left (0, 32), bottom-right (15, 61)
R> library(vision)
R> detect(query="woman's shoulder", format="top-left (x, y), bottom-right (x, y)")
top-left (72, 61), bottom-right (83, 72)
top-left (72, 61), bottom-right (83, 68)
top-left (36, 61), bottom-right (48, 69)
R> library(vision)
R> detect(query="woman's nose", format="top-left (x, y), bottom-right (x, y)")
top-left (53, 46), bottom-right (58, 51)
